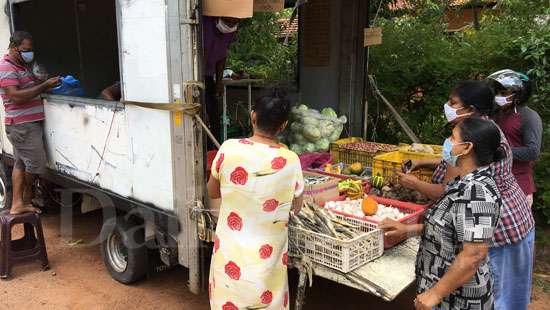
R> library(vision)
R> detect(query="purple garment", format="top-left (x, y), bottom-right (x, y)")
top-left (203, 16), bottom-right (237, 77)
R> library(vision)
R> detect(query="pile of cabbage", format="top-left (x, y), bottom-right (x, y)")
top-left (286, 105), bottom-right (347, 154)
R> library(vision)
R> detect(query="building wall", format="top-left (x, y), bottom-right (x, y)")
top-left (298, 0), bottom-right (342, 110)
top-left (0, 0), bottom-right (10, 54)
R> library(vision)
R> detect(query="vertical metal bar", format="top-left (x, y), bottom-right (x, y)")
top-left (73, 0), bottom-right (86, 86)
top-left (362, 0), bottom-right (371, 140)
top-left (8, 1), bottom-right (15, 33)
top-left (223, 85), bottom-right (227, 141)
top-left (248, 82), bottom-right (252, 126)
top-left (115, 0), bottom-right (124, 100)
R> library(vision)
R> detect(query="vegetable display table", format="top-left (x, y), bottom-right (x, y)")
top-left (290, 237), bottom-right (419, 309)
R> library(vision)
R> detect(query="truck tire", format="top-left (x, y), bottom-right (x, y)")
top-left (100, 217), bottom-right (148, 284)
top-left (0, 163), bottom-right (12, 211)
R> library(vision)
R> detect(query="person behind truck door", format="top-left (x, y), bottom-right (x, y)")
top-left (0, 31), bottom-right (60, 214)
top-left (203, 16), bottom-right (240, 145)
top-left (207, 90), bottom-right (304, 309)
top-left (381, 118), bottom-right (503, 310)
top-left (98, 81), bottom-right (121, 101)
top-left (398, 81), bottom-right (535, 310)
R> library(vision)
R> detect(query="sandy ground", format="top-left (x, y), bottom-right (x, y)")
top-left (2, 210), bottom-right (549, 310)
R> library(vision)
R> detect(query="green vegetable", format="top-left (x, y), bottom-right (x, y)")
top-left (302, 116), bottom-right (319, 126)
top-left (319, 120), bottom-right (335, 136)
top-left (304, 143), bottom-right (316, 153)
top-left (329, 124), bottom-right (344, 141)
top-left (292, 133), bottom-right (307, 145)
top-left (321, 108), bottom-right (338, 118)
top-left (296, 104), bottom-right (308, 111)
top-left (303, 125), bottom-right (321, 141)
top-left (290, 144), bottom-right (303, 154)
top-left (290, 122), bottom-right (303, 133)
top-left (315, 138), bottom-right (330, 151)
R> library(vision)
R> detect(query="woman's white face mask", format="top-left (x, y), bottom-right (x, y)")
top-left (495, 95), bottom-right (514, 107)
top-left (444, 102), bottom-right (473, 123)
top-left (216, 18), bottom-right (238, 34)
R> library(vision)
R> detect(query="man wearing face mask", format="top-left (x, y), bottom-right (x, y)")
top-left (0, 31), bottom-right (60, 214)
top-left (487, 70), bottom-right (542, 205)
top-left (203, 16), bottom-right (240, 145)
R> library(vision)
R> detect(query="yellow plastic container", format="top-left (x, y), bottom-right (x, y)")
top-left (329, 137), bottom-right (364, 163)
top-left (398, 143), bottom-right (443, 159)
top-left (372, 151), bottom-right (435, 184)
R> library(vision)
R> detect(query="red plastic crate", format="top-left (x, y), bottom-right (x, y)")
top-left (324, 196), bottom-right (425, 249)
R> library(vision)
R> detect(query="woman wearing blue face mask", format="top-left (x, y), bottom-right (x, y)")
top-left (381, 118), bottom-right (503, 310)
top-left (398, 80), bottom-right (535, 310)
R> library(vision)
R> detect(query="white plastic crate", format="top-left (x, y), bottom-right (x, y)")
top-left (289, 214), bottom-right (384, 273)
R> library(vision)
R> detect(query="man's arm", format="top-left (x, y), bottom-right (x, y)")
top-left (4, 77), bottom-right (59, 104)
top-left (513, 107), bottom-right (543, 162)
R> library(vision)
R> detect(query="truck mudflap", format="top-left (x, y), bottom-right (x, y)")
top-left (291, 238), bottom-right (419, 308)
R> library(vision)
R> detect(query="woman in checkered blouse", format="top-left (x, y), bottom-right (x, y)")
top-left (396, 81), bottom-right (535, 310)
top-left (381, 118), bottom-right (504, 310)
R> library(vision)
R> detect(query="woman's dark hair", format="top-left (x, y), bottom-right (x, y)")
top-left (451, 80), bottom-right (496, 116)
top-left (252, 89), bottom-right (291, 135)
top-left (458, 118), bottom-right (505, 166)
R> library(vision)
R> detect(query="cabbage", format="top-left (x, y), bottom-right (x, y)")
top-left (321, 108), bottom-right (338, 118)
top-left (302, 116), bottom-right (319, 126)
top-left (303, 125), bottom-right (321, 141)
top-left (329, 124), bottom-right (344, 141)
top-left (296, 104), bottom-right (308, 111)
top-left (315, 138), bottom-right (331, 151)
top-left (290, 144), bottom-right (303, 154)
top-left (319, 120), bottom-right (335, 136)
top-left (290, 122), bottom-right (303, 133)
top-left (303, 143), bottom-right (316, 153)
top-left (293, 133), bottom-right (307, 145)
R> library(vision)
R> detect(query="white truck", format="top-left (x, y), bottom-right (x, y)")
top-left (0, 0), bottom-right (205, 292)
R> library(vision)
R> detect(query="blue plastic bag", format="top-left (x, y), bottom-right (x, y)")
top-left (51, 75), bottom-right (85, 97)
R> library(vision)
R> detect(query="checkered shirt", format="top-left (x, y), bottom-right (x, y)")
top-left (432, 122), bottom-right (535, 246)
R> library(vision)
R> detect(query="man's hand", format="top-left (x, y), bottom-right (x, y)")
top-left (378, 218), bottom-right (411, 239)
top-left (396, 172), bottom-right (419, 190)
top-left (45, 76), bottom-right (60, 89)
top-left (415, 290), bottom-right (443, 310)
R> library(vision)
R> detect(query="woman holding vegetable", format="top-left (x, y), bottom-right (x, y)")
top-left (207, 91), bottom-right (304, 309)
top-left (398, 81), bottom-right (535, 310)
top-left (381, 118), bottom-right (503, 310)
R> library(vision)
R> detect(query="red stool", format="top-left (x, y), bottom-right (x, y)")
top-left (0, 210), bottom-right (49, 279)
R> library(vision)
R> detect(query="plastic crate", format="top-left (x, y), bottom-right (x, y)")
top-left (372, 151), bottom-right (434, 184)
top-left (325, 196), bottom-right (425, 249)
top-left (329, 137), bottom-right (364, 163)
top-left (398, 143), bottom-right (443, 159)
top-left (288, 213), bottom-right (384, 273)
top-left (338, 142), bottom-right (398, 167)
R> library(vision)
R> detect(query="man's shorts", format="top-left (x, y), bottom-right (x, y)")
top-left (5, 121), bottom-right (47, 175)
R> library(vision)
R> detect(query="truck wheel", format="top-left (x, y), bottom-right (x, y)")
top-left (0, 164), bottom-right (12, 211)
top-left (100, 217), bottom-right (148, 284)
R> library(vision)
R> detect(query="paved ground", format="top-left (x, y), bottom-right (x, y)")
top-left (2, 210), bottom-right (549, 309)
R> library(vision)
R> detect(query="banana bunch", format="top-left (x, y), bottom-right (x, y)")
top-left (338, 179), bottom-right (364, 200)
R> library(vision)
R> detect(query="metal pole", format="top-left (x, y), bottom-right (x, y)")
top-left (248, 82), bottom-right (252, 126)
top-left (223, 85), bottom-right (227, 141)
top-left (362, 0), bottom-right (371, 140)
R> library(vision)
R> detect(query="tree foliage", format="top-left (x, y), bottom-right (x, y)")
top-left (368, 0), bottom-right (550, 221)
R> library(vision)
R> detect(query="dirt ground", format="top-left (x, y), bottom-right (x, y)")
top-left (2, 210), bottom-right (549, 310)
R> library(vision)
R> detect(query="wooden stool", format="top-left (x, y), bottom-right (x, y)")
top-left (0, 210), bottom-right (49, 279)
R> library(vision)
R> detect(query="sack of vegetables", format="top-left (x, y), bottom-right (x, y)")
top-left (286, 104), bottom-right (347, 154)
